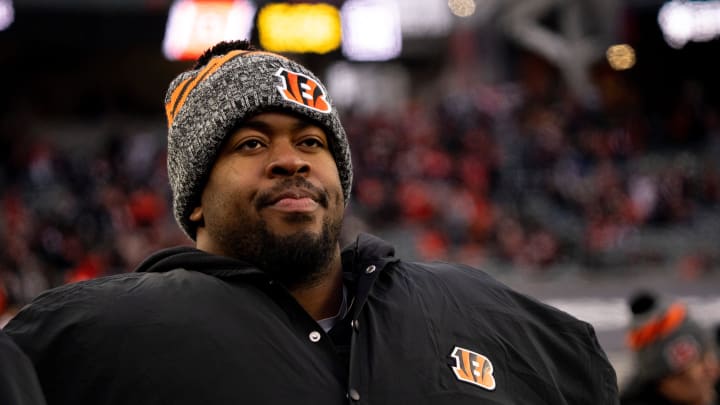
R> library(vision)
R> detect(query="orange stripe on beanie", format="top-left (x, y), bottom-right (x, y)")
top-left (627, 303), bottom-right (687, 350)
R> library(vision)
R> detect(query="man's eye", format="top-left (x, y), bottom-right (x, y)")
top-left (299, 138), bottom-right (325, 148)
top-left (239, 139), bottom-right (264, 150)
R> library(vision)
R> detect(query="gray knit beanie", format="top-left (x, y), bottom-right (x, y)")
top-left (164, 46), bottom-right (352, 240)
top-left (625, 291), bottom-right (712, 383)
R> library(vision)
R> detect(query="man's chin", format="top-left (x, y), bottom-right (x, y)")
top-left (267, 228), bottom-right (322, 244)
top-left (264, 214), bottom-right (324, 236)
top-left (217, 208), bottom-right (343, 289)
top-left (257, 226), bottom-right (337, 289)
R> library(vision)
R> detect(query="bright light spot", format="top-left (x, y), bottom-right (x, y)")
top-left (395, 0), bottom-right (453, 37)
top-left (0, 0), bottom-right (14, 31)
top-left (163, 0), bottom-right (256, 61)
top-left (658, 0), bottom-right (720, 49)
top-left (341, 0), bottom-right (402, 61)
top-left (606, 44), bottom-right (636, 70)
top-left (258, 3), bottom-right (341, 54)
top-left (448, 0), bottom-right (476, 18)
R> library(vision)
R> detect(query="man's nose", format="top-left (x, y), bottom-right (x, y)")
top-left (266, 141), bottom-right (310, 177)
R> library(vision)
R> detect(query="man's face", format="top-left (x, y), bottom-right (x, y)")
top-left (658, 351), bottom-right (719, 405)
top-left (190, 112), bottom-right (345, 288)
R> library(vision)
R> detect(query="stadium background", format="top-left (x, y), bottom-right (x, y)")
top-left (1, 0), bottom-right (719, 385)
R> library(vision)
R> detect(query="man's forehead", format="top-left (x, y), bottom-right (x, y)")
top-left (233, 111), bottom-right (330, 136)
top-left (243, 111), bottom-right (317, 126)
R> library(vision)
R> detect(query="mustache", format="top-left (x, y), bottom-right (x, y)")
top-left (254, 177), bottom-right (330, 210)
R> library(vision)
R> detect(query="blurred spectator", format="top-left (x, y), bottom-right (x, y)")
top-left (0, 125), bottom-right (189, 319)
top-left (620, 291), bottom-right (719, 405)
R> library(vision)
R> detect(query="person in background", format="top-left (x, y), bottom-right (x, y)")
top-left (4, 40), bottom-right (618, 404)
top-left (0, 329), bottom-right (46, 405)
top-left (620, 291), bottom-right (719, 405)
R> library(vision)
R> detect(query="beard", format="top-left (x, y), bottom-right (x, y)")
top-left (237, 215), bottom-right (342, 289)
top-left (208, 179), bottom-right (343, 290)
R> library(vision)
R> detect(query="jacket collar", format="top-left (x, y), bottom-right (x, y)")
top-left (134, 232), bottom-right (399, 290)
top-left (341, 233), bottom-right (397, 274)
top-left (134, 246), bottom-right (266, 279)
top-left (341, 233), bottom-right (399, 319)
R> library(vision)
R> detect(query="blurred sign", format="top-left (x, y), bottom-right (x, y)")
top-left (16, 0), bottom-right (172, 10)
top-left (162, 0), bottom-right (256, 61)
top-left (257, 3), bottom-right (341, 54)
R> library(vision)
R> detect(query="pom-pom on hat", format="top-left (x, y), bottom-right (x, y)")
top-left (625, 291), bottom-right (711, 383)
top-left (164, 40), bottom-right (352, 240)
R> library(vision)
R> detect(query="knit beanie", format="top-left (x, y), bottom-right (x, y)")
top-left (625, 291), bottom-right (711, 383)
top-left (164, 44), bottom-right (352, 239)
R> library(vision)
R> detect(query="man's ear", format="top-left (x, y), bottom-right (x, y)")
top-left (189, 206), bottom-right (203, 223)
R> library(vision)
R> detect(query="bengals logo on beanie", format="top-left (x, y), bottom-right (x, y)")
top-left (275, 68), bottom-right (331, 113)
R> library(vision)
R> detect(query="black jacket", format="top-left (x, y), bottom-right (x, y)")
top-left (6, 234), bottom-right (618, 404)
top-left (0, 329), bottom-right (47, 405)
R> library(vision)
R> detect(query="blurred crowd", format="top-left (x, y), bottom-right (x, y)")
top-left (345, 56), bottom-right (720, 275)
top-left (2, 53), bottom-right (720, 322)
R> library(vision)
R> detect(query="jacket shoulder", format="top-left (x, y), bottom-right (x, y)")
top-left (4, 270), bottom-right (207, 362)
top-left (392, 260), bottom-right (580, 324)
top-left (10, 270), bottom-right (204, 314)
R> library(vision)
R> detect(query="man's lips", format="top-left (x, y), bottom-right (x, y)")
top-left (266, 189), bottom-right (318, 205)
top-left (270, 197), bottom-right (319, 212)
top-left (255, 177), bottom-right (330, 211)
top-left (258, 187), bottom-right (325, 213)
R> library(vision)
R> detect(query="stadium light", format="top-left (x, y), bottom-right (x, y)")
top-left (606, 44), bottom-right (636, 71)
top-left (163, 0), bottom-right (256, 61)
top-left (0, 0), bottom-right (14, 31)
top-left (448, 0), bottom-right (476, 18)
top-left (341, 0), bottom-right (402, 61)
top-left (658, 0), bottom-right (720, 49)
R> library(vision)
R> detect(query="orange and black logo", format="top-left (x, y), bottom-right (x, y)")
top-left (450, 346), bottom-right (496, 391)
top-left (665, 336), bottom-right (700, 370)
top-left (275, 68), bottom-right (332, 113)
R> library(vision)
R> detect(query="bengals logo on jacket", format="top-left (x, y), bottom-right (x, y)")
top-left (450, 346), bottom-right (497, 391)
top-left (275, 68), bottom-right (331, 113)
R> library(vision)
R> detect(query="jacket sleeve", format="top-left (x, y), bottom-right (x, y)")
top-left (0, 329), bottom-right (47, 405)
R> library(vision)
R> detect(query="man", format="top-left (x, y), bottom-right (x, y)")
top-left (5, 40), bottom-right (619, 404)
top-left (0, 330), bottom-right (46, 405)
top-left (620, 291), bottom-right (719, 405)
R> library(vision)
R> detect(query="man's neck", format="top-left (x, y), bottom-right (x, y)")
top-left (288, 247), bottom-right (344, 321)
